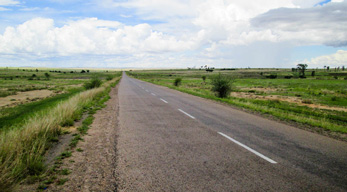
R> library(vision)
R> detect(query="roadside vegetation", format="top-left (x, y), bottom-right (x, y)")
top-left (0, 68), bottom-right (121, 190)
top-left (128, 68), bottom-right (347, 137)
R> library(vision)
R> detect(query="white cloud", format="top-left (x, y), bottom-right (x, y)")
top-left (0, 0), bottom-right (346, 68)
top-left (0, 7), bottom-right (10, 11)
top-left (250, 1), bottom-right (347, 47)
top-left (0, 17), bottom-right (196, 56)
top-left (0, 0), bottom-right (19, 6)
top-left (308, 50), bottom-right (347, 67)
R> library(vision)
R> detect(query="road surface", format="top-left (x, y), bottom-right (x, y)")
top-left (116, 73), bottom-right (347, 191)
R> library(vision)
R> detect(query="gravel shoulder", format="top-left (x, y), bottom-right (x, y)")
top-left (48, 84), bottom-right (119, 192)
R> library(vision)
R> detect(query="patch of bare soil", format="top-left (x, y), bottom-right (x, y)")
top-left (47, 85), bottom-right (119, 192)
top-left (230, 92), bottom-right (347, 112)
top-left (0, 90), bottom-right (54, 108)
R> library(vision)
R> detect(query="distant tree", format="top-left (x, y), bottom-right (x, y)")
top-left (86, 70), bottom-right (90, 73)
top-left (36, 69), bottom-right (39, 72)
top-left (311, 71), bottom-right (315, 77)
top-left (202, 75), bottom-right (206, 83)
top-left (206, 68), bottom-right (214, 72)
top-left (342, 66), bottom-right (345, 71)
top-left (70, 71), bottom-right (74, 73)
top-left (297, 64), bottom-right (308, 77)
top-left (44, 72), bottom-right (50, 80)
top-left (327, 66), bottom-right (330, 71)
top-left (81, 70), bottom-right (86, 73)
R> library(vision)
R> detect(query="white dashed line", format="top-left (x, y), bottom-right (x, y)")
top-left (178, 109), bottom-right (195, 119)
top-left (151, 93), bottom-right (156, 96)
top-left (160, 98), bottom-right (168, 103)
top-left (145, 90), bottom-right (149, 92)
top-left (218, 132), bottom-right (277, 164)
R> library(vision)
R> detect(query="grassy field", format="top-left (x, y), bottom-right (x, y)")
top-left (0, 68), bottom-right (121, 130)
top-left (128, 68), bottom-right (347, 135)
top-left (0, 67), bottom-right (118, 98)
top-left (0, 68), bottom-right (122, 190)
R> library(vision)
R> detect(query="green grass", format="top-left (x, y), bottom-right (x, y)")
top-left (128, 69), bottom-right (347, 134)
top-left (0, 67), bottom-right (121, 98)
top-left (0, 88), bottom-right (83, 131)
top-left (0, 73), bottom-right (121, 191)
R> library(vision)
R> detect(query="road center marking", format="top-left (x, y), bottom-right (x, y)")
top-left (145, 90), bottom-right (149, 92)
top-left (160, 98), bottom-right (168, 103)
top-left (178, 109), bottom-right (195, 119)
top-left (151, 93), bottom-right (156, 96)
top-left (218, 132), bottom-right (277, 164)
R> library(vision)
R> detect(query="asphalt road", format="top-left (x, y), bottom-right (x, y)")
top-left (116, 73), bottom-right (347, 191)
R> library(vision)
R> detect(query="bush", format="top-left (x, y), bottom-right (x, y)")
top-left (265, 74), bottom-right (277, 79)
top-left (174, 78), bottom-right (182, 86)
top-left (202, 75), bottom-right (206, 82)
top-left (44, 73), bottom-right (50, 80)
top-left (106, 76), bottom-right (113, 81)
top-left (302, 99), bottom-right (313, 104)
top-left (84, 77), bottom-right (102, 89)
top-left (211, 73), bottom-right (233, 98)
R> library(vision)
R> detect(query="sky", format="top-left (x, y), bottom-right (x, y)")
top-left (0, 0), bottom-right (346, 69)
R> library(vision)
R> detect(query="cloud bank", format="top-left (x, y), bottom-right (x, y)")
top-left (0, 0), bottom-right (346, 68)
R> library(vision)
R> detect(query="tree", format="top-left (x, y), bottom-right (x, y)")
top-left (44, 73), bottom-right (50, 80)
top-left (297, 64), bottom-right (308, 78)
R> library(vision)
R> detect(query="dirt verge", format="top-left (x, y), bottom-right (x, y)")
top-left (0, 90), bottom-right (54, 108)
top-left (46, 84), bottom-right (119, 191)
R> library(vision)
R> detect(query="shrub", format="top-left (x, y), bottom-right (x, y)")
top-left (84, 77), bottom-right (102, 89)
top-left (265, 74), bottom-right (277, 79)
top-left (302, 99), bottom-right (313, 104)
top-left (44, 73), bottom-right (50, 80)
top-left (202, 75), bottom-right (206, 82)
top-left (106, 75), bottom-right (113, 81)
top-left (211, 73), bottom-right (233, 98)
top-left (174, 78), bottom-right (182, 86)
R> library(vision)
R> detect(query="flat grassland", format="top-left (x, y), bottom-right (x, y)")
top-left (0, 68), bottom-right (118, 131)
top-left (128, 68), bottom-right (347, 138)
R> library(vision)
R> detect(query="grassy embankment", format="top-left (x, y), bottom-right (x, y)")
top-left (0, 71), bottom-right (121, 190)
top-left (128, 69), bottom-right (347, 135)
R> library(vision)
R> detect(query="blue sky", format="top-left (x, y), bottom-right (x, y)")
top-left (0, 0), bottom-right (346, 68)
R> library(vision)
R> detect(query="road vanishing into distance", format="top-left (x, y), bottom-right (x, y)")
top-left (116, 73), bottom-right (347, 191)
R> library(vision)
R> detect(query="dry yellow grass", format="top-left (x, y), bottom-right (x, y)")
top-left (0, 77), bottom-right (120, 190)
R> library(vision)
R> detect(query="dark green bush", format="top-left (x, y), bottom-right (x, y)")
top-left (265, 74), bottom-right (277, 79)
top-left (174, 78), bottom-right (182, 86)
top-left (84, 77), bottom-right (102, 89)
top-left (106, 75), bottom-right (113, 81)
top-left (211, 73), bottom-right (233, 98)
top-left (202, 75), bottom-right (206, 82)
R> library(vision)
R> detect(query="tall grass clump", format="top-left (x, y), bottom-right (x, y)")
top-left (84, 77), bottom-right (102, 90)
top-left (211, 73), bottom-right (234, 98)
top-left (174, 78), bottom-right (182, 86)
top-left (0, 77), bottom-right (120, 190)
